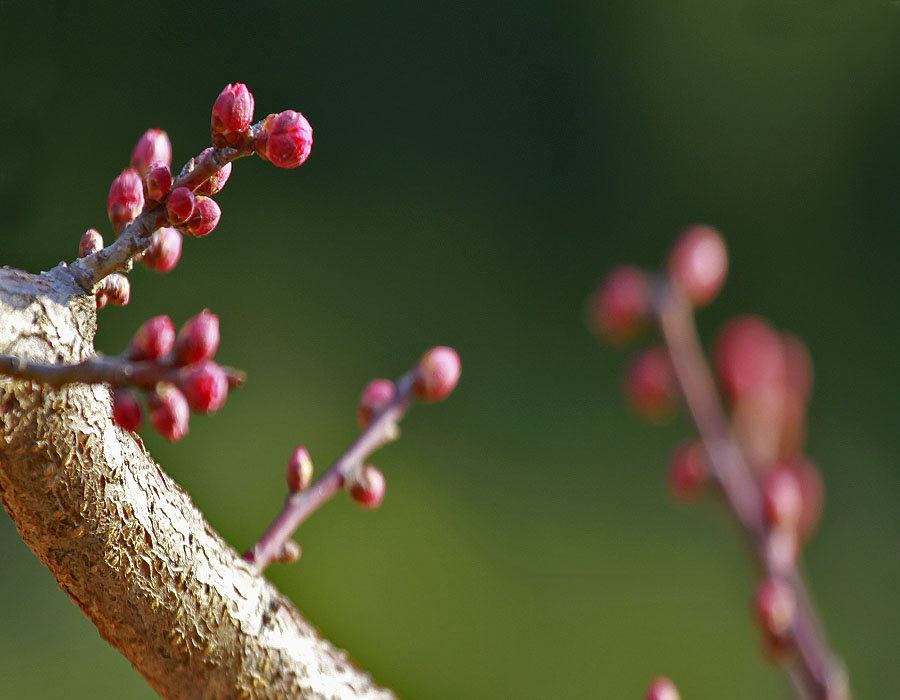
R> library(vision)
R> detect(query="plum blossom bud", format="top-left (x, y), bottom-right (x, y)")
top-left (174, 310), bottom-right (220, 365)
top-left (149, 384), bottom-right (190, 442)
top-left (103, 273), bottom-right (131, 306)
top-left (667, 225), bottom-right (728, 306)
top-left (714, 315), bottom-right (787, 405)
top-left (668, 440), bottom-right (708, 501)
top-left (179, 360), bottom-right (229, 414)
top-left (142, 162), bottom-right (172, 203)
top-left (762, 466), bottom-right (802, 528)
top-left (211, 83), bottom-right (254, 147)
top-left (645, 677), bottom-right (680, 700)
top-left (129, 315), bottom-right (175, 361)
top-left (349, 464), bottom-right (386, 508)
top-left (588, 266), bottom-right (651, 344)
top-left (141, 227), bottom-right (183, 273)
top-left (131, 128), bottom-right (172, 174)
top-left (112, 388), bottom-right (143, 432)
top-left (79, 229), bottom-right (104, 257)
top-left (413, 347), bottom-right (461, 402)
top-left (755, 577), bottom-right (796, 638)
top-left (108, 168), bottom-right (144, 233)
top-left (286, 445), bottom-right (314, 493)
top-left (182, 196), bottom-right (221, 237)
top-left (194, 149), bottom-right (232, 196)
top-left (166, 186), bottom-right (196, 225)
top-left (255, 110), bottom-right (313, 168)
top-left (357, 379), bottom-right (396, 428)
top-left (624, 346), bottom-right (677, 420)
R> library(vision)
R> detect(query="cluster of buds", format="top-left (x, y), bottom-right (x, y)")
top-left (589, 225), bottom-right (828, 668)
top-left (245, 346), bottom-right (461, 570)
top-left (111, 310), bottom-right (235, 441)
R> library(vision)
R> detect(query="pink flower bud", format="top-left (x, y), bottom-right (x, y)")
top-left (194, 149), bottom-right (232, 196)
top-left (211, 83), bottom-right (254, 147)
top-left (588, 266), bottom-right (651, 344)
top-left (624, 346), bottom-right (677, 420)
top-left (149, 384), bottom-right (190, 442)
top-left (141, 227), bottom-right (183, 273)
top-left (357, 379), bottom-right (396, 428)
top-left (179, 360), bottom-right (229, 414)
top-left (103, 273), bottom-right (131, 306)
top-left (108, 168), bottom-right (144, 233)
top-left (668, 440), bottom-right (708, 501)
top-left (349, 464), bottom-right (386, 508)
top-left (182, 196), bottom-right (221, 237)
top-left (79, 229), bottom-right (104, 257)
top-left (714, 316), bottom-right (787, 405)
top-left (667, 225), bottom-right (728, 306)
top-left (286, 445), bottom-right (314, 493)
top-left (762, 465), bottom-right (802, 528)
top-left (129, 315), bottom-right (175, 361)
top-left (256, 110), bottom-right (313, 169)
top-left (174, 309), bottom-right (220, 365)
top-left (645, 677), bottom-right (680, 700)
top-left (112, 387), bottom-right (143, 432)
top-left (142, 162), bottom-right (172, 204)
top-left (413, 346), bottom-right (461, 402)
top-left (131, 128), bottom-right (172, 174)
top-left (754, 577), bottom-right (796, 638)
top-left (166, 186), bottom-right (196, 225)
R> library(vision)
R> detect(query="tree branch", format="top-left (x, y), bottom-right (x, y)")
top-left (0, 264), bottom-right (396, 699)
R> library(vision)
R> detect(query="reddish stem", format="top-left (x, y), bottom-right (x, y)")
top-left (653, 279), bottom-right (848, 700)
top-left (244, 373), bottom-right (414, 570)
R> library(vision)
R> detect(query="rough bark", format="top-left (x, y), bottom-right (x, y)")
top-left (0, 263), bottom-right (396, 700)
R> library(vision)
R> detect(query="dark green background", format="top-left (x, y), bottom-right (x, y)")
top-left (2, 2), bottom-right (898, 698)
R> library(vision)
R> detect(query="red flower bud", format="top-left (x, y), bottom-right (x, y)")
top-left (357, 379), bottom-right (396, 428)
top-left (129, 315), bottom-right (175, 361)
top-left (179, 360), bottom-right (229, 414)
top-left (174, 310), bottom-right (220, 365)
top-left (713, 315), bottom-right (787, 405)
top-left (588, 266), bottom-right (651, 344)
top-left (166, 186), bottom-right (196, 225)
top-left (194, 149), bottom-right (232, 196)
top-left (286, 445), bottom-right (314, 493)
top-left (668, 440), bottom-right (708, 501)
top-left (762, 465), bottom-right (802, 528)
top-left (645, 677), bottom-right (680, 700)
top-left (107, 168), bottom-right (144, 233)
top-left (102, 273), bottom-right (131, 306)
top-left (182, 196), bottom-right (221, 237)
top-left (131, 128), bottom-right (172, 174)
top-left (149, 384), bottom-right (190, 442)
top-left (413, 346), bottom-right (461, 402)
top-left (211, 83), bottom-right (254, 147)
top-left (141, 227), bottom-right (183, 273)
top-left (667, 225), bottom-right (728, 306)
top-left (256, 110), bottom-right (313, 169)
top-left (624, 346), bottom-right (677, 420)
top-left (349, 464), bottom-right (386, 508)
top-left (142, 162), bottom-right (172, 204)
top-left (112, 387), bottom-right (143, 432)
top-left (754, 577), bottom-right (796, 638)
top-left (79, 228), bottom-right (104, 257)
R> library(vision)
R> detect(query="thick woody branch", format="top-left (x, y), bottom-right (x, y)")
top-left (0, 265), bottom-right (395, 699)
top-left (653, 280), bottom-right (848, 700)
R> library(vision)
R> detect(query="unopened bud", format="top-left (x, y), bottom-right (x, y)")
top-left (413, 346), bottom-right (461, 402)
top-left (79, 229), bottom-right (104, 257)
top-left (194, 149), bottom-right (232, 196)
top-left (149, 384), bottom-right (190, 442)
top-left (129, 315), bottom-right (175, 361)
top-left (174, 309), bottom-right (220, 365)
top-left (211, 83), bottom-right (255, 147)
top-left (286, 445), bottom-right (314, 493)
top-left (588, 266), bottom-right (651, 344)
top-left (143, 162), bottom-right (172, 204)
top-left (102, 273), bottom-right (131, 306)
top-left (112, 387), bottom-right (143, 432)
top-left (166, 186), bottom-right (196, 225)
top-left (182, 196), bottom-right (221, 237)
top-left (357, 379), bottom-right (396, 428)
top-left (624, 346), bottom-right (677, 421)
top-left (131, 128), bottom-right (172, 174)
top-left (349, 464), bottom-right (386, 508)
top-left (108, 168), bottom-right (144, 233)
top-left (142, 227), bottom-right (183, 273)
top-left (179, 360), bottom-right (229, 414)
top-left (645, 677), bottom-right (680, 700)
top-left (668, 440), bottom-right (708, 501)
top-left (667, 225), bottom-right (728, 307)
top-left (755, 578), bottom-right (796, 638)
top-left (255, 110), bottom-right (313, 169)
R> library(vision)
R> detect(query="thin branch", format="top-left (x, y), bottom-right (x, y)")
top-left (0, 353), bottom-right (245, 390)
top-left (245, 373), bottom-right (414, 570)
top-left (653, 279), bottom-right (849, 700)
top-left (66, 127), bottom-right (262, 292)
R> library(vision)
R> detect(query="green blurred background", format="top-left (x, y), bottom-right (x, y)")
top-left (2, 2), bottom-right (898, 698)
